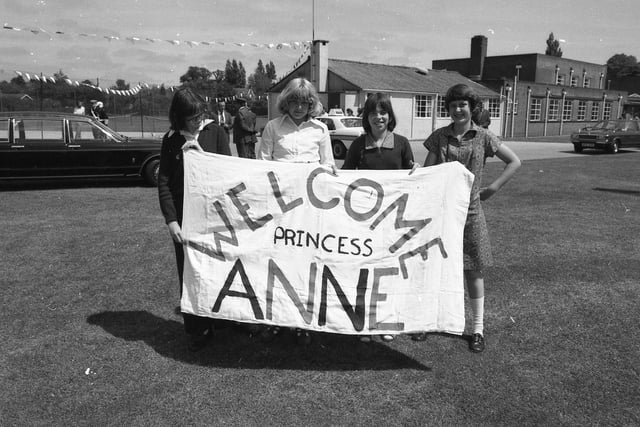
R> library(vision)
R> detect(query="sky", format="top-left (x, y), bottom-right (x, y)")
top-left (1, 0), bottom-right (638, 89)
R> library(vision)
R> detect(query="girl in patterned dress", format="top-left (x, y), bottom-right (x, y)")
top-left (419, 84), bottom-right (521, 352)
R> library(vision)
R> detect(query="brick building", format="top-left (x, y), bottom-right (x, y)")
top-left (268, 40), bottom-right (501, 139)
top-left (432, 35), bottom-right (628, 138)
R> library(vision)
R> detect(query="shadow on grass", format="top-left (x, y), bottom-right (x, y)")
top-left (0, 176), bottom-right (149, 191)
top-left (593, 187), bottom-right (640, 195)
top-left (87, 310), bottom-right (431, 371)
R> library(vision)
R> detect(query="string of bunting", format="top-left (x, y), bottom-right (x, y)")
top-left (13, 70), bottom-right (271, 102)
top-left (3, 23), bottom-right (310, 51)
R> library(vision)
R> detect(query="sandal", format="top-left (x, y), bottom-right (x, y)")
top-left (411, 333), bottom-right (428, 342)
top-left (260, 326), bottom-right (281, 343)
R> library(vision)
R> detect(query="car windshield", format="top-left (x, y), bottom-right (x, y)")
top-left (592, 121), bottom-right (618, 130)
top-left (340, 118), bottom-right (362, 128)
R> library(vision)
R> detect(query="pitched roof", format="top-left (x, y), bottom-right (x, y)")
top-left (328, 59), bottom-right (498, 97)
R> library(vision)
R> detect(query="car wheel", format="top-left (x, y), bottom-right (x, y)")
top-left (332, 141), bottom-right (347, 159)
top-left (606, 140), bottom-right (619, 154)
top-left (573, 143), bottom-right (583, 153)
top-left (144, 159), bottom-right (160, 186)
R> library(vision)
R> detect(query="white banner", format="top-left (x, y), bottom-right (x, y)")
top-left (181, 150), bottom-right (474, 336)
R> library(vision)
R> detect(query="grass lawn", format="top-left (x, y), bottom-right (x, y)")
top-left (1, 152), bottom-right (639, 426)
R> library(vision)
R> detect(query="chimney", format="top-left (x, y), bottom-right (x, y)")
top-left (469, 35), bottom-right (487, 80)
top-left (310, 40), bottom-right (329, 92)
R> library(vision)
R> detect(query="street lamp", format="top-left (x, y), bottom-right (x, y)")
top-left (503, 83), bottom-right (512, 137)
top-left (544, 88), bottom-right (551, 137)
top-left (560, 88), bottom-right (567, 135)
top-left (525, 86), bottom-right (532, 138)
top-left (511, 64), bottom-right (522, 138)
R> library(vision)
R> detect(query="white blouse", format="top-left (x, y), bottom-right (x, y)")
top-left (257, 115), bottom-right (335, 166)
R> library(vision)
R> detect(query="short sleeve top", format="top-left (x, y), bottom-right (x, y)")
top-left (424, 123), bottom-right (501, 207)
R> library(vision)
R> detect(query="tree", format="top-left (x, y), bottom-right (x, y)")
top-left (179, 66), bottom-right (212, 83)
top-left (225, 60), bottom-right (246, 87)
top-left (545, 33), bottom-right (563, 57)
top-left (248, 59), bottom-right (273, 96)
top-left (606, 53), bottom-right (640, 80)
top-left (265, 61), bottom-right (277, 80)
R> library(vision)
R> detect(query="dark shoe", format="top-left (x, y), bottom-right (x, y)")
top-left (295, 328), bottom-right (311, 346)
top-left (260, 326), bottom-right (281, 343)
top-left (187, 329), bottom-right (212, 352)
top-left (469, 333), bottom-right (485, 353)
top-left (411, 333), bottom-right (427, 342)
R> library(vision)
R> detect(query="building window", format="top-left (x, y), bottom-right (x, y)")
top-left (570, 76), bottom-right (578, 87)
top-left (591, 102), bottom-right (600, 121)
top-left (437, 98), bottom-right (448, 118)
top-left (414, 95), bottom-right (433, 118)
top-left (488, 99), bottom-right (501, 118)
top-left (529, 98), bottom-right (541, 121)
top-left (577, 101), bottom-right (587, 121)
top-left (603, 102), bottom-right (612, 120)
top-left (548, 99), bottom-right (559, 121)
top-left (556, 75), bottom-right (565, 85)
top-left (583, 78), bottom-right (590, 88)
top-left (562, 99), bottom-right (572, 121)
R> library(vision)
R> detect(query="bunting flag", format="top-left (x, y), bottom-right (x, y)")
top-left (3, 23), bottom-right (310, 51)
top-left (12, 68), bottom-right (271, 101)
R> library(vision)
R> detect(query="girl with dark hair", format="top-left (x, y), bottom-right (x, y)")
top-left (342, 92), bottom-right (415, 343)
top-left (342, 92), bottom-right (414, 171)
top-left (158, 87), bottom-right (231, 352)
top-left (417, 84), bottom-right (521, 353)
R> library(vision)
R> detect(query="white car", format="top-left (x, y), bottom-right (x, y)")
top-left (316, 114), bottom-right (365, 159)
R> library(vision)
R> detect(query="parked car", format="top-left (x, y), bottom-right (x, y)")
top-left (316, 114), bottom-right (365, 159)
top-left (571, 118), bottom-right (640, 154)
top-left (0, 111), bottom-right (162, 185)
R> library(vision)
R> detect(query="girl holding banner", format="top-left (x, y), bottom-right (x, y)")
top-left (420, 84), bottom-right (521, 353)
top-left (342, 92), bottom-right (416, 343)
top-left (257, 77), bottom-right (337, 345)
top-left (158, 87), bottom-right (232, 352)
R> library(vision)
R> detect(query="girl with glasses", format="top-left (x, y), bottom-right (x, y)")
top-left (257, 77), bottom-right (336, 345)
top-left (158, 87), bottom-right (231, 352)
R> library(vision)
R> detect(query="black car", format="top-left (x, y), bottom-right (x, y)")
top-left (571, 118), bottom-right (640, 154)
top-left (0, 112), bottom-right (162, 185)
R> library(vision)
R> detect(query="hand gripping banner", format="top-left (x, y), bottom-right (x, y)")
top-left (181, 150), bottom-right (474, 336)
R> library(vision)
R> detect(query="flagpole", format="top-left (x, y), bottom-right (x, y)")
top-left (312, 0), bottom-right (315, 41)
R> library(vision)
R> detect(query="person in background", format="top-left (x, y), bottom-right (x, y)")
top-left (90, 101), bottom-right (109, 126)
top-left (158, 87), bottom-right (232, 352)
top-left (232, 97), bottom-right (257, 158)
top-left (346, 108), bottom-right (354, 116)
top-left (472, 101), bottom-right (491, 129)
top-left (73, 101), bottom-right (85, 138)
top-left (342, 92), bottom-right (415, 343)
top-left (418, 83), bottom-right (521, 353)
top-left (212, 100), bottom-right (233, 135)
top-left (257, 77), bottom-right (336, 345)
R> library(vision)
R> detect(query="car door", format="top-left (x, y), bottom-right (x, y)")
top-left (66, 119), bottom-right (134, 175)
top-left (0, 117), bottom-right (67, 177)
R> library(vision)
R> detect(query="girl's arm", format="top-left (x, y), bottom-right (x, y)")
top-left (256, 122), bottom-right (273, 160)
top-left (318, 127), bottom-right (335, 167)
top-left (480, 144), bottom-right (521, 200)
